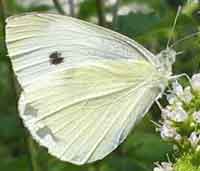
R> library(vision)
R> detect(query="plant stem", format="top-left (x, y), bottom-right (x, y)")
top-left (95, 0), bottom-right (106, 27)
top-left (68, 0), bottom-right (75, 17)
top-left (112, 0), bottom-right (121, 29)
top-left (52, 0), bottom-right (66, 15)
top-left (0, 1), bottom-right (39, 171)
top-left (28, 137), bottom-right (40, 171)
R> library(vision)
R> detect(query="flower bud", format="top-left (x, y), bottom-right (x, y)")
top-left (174, 134), bottom-right (182, 142)
top-left (160, 123), bottom-right (177, 140)
top-left (161, 108), bottom-right (172, 120)
top-left (192, 73), bottom-right (200, 91)
top-left (181, 87), bottom-right (193, 103)
top-left (193, 111), bottom-right (200, 123)
top-left (166, 94), bottom-right (177, 105)
top-left (188, 132), bottom-right (200, 147)
top-left (154, 162), bottom-right (173, 171)
top-left (172, 81), bottom-right (183, 96)
top-left (172, 106), bottom-right (188, 122)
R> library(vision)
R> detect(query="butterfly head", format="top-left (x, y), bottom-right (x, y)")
top-left (156, 48), bottom-right (176, 76)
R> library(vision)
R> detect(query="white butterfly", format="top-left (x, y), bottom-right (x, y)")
top-left (6, 13), bottom-right (178, 165)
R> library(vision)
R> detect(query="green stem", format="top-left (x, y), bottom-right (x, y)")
top-left (28, 137), bottom-right (40, 171)
top-left (112, 0), bottom-right (121, 29)
top-left (52, 0), bottom-right (66, 15)
top-left (0, 1), bottom-right (39, 171)
top-left (95, 0), bottom-right (106, 27)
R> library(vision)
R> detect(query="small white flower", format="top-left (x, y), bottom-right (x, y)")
top-left (170, 82), bottom-right (192, 104)
top-left (174, 134), bottom-right (182, 142)
top-left (166, 94), bottom-right (177, 105)
top-left (172, 106), bottom-right (188, 122)
top-left (172, 81), bottom-right (183, 96)
top-left (192, 73), bottom-right (200, 91)
top-left (160, 123), bottom-right (177, 140)
top-left (193, 111), bottom-right (200, 123)
top-left (161, 108), bottom-right (172, 120)
top-left (180, 87), bottom-right (193, 103)
top-left (162, 106), bottom-right (188, 122)
top-left (154, 162), bottom-right (173, 171)
top-left (189, 132), bottom-right (200, 147)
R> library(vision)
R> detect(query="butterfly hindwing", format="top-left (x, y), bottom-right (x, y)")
top-left (19, 60), bottom-right (161, 164)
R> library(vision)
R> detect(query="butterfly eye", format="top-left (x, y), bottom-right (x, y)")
top-left (49, 51), bottom-right (64, 65)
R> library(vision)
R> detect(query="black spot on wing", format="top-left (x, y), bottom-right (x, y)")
top-left (49, 51), bottom-right (64, 65)
top-left (23, 104), bottom-right (38, 118)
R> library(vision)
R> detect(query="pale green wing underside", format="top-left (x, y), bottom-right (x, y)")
top-left (19, 60), bottom-right (161, 164)
top-left (5, 13), bottom-right (164, 165)
top-left (6, 13), bottom-right (156, 88)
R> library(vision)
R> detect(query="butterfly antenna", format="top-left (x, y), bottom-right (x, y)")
top-left (176, 51), bottom-right (184, 55)
top-left (166, 6), bottom-right (182, 48)
top-left (170, 31), bottom-right (200, 48)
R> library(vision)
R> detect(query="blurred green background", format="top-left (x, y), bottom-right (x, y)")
top-left (0, 0), bottom-right (200, 171)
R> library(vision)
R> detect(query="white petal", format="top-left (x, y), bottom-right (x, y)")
top-left (192, 73), bottom-right (200, 91)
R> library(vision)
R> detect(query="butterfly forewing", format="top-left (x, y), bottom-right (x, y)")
top-left (19, 60), bottom-right (161, 164)
top-left (6, 13), bottom-right (156, 88)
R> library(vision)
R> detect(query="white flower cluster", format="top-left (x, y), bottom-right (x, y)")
top-left (153, 162), bottom-right (173, 171)
top-left (154, 73), bottom-right (200, 171)
top-left (158, 73), bottom-right (200, 148)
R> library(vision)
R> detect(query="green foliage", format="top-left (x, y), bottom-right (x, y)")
top-left (0, 0), bottom-right (200, 171)
top-left (175, 152), bottom-right (200, 171)
top-left (79, 0), bottom-right (97, 19)
top-left (115, 12), bottom-right (160, 37)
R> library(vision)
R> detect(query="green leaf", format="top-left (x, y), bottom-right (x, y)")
top-left (115, 12), bottom-right (160, 38)
top-left (79, 0), bottom-right (97, 19)
top-left (0, 115), bottom-right (24, 140)
top-left (122, 131), bottom-right (173, 169)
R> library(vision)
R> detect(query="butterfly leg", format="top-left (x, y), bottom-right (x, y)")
top-left (169, 73), bottom-right (191, 86)
top-left (155, 100), bottom-right (163, 111)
